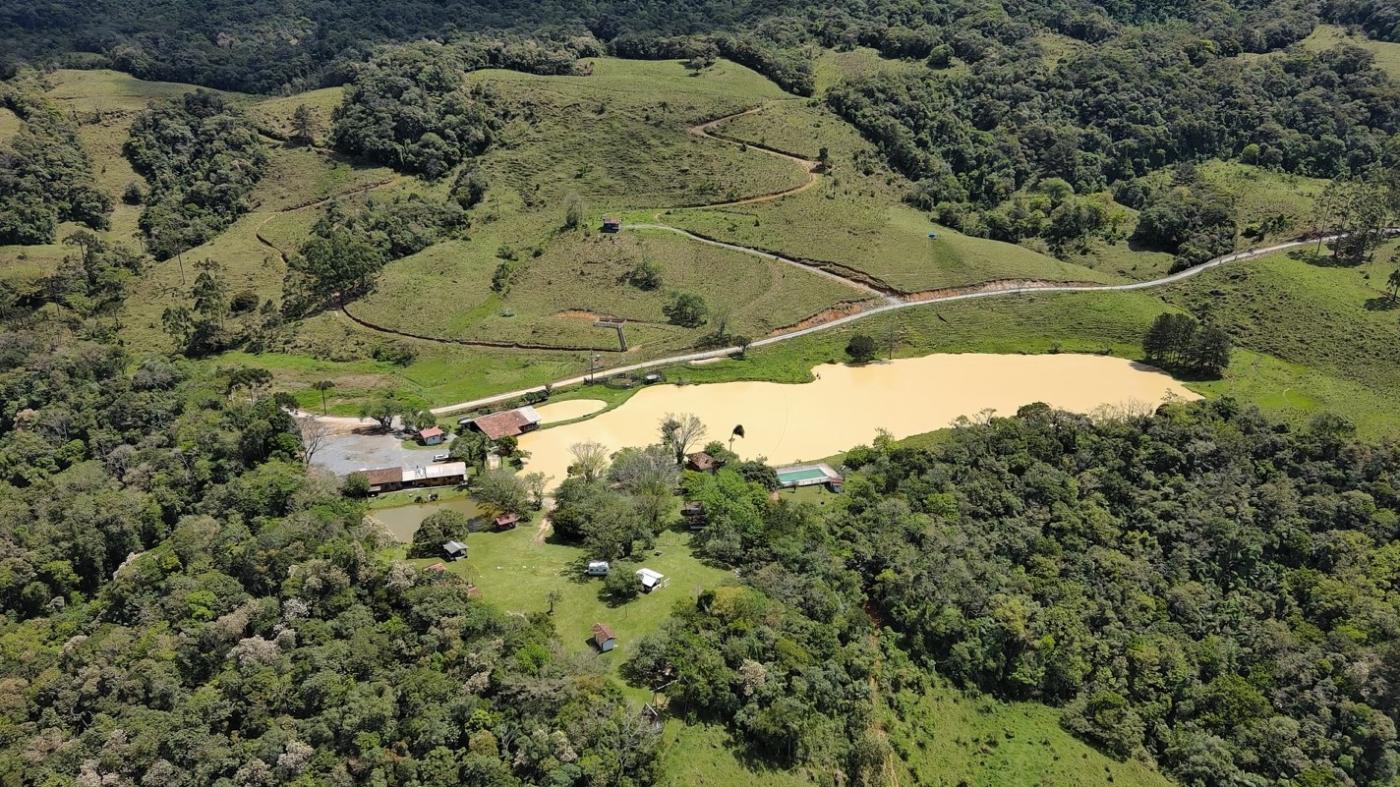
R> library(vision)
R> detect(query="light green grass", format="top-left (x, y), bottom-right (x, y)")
top-left (812, 48), bottom-right (930, 95)
top-left (1304, 24), bottom-right (1400, 79)
top-left (357, 226), bottom-right (862, 351)
top-left (885, 688), bottom-right (1172, 786)
top-left (398, 522), bottom-right (735, 680)
top-left (1161, 242), bottom-right (1400, 434)
top-left (663, 103), bottom-right (1120, 293)
top-left (658, 683), bottom-right (1174, 787)
top-left (42, 69), bottom-right (241, 113)
top-left (217, 334), bottom-right (592, 415)
top-left (714, 99), bottom-right (870, 161)
top-left (469, 58), bottom-right (801, 214)
top-left (0, 107), bottom-right (21, 146)
top-left (668, 190), bottom-right (1121, 293)
top-left (246, 86), bottom-right (345, 145)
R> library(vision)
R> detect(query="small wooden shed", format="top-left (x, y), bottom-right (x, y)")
top-left (593, 623), bottom-right (617, 652)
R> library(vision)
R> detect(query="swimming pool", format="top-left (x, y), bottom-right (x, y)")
top-left (776, 466), bottom-right (830, 484)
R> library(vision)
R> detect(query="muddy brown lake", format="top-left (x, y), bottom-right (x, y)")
top-left (517, 353), bottom-right (1198, 486)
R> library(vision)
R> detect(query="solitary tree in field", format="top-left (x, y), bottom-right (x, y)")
top-left (291, 104), bottom-right (318, 146)
top-left (1387, 266), bottom-right (1400, 304)
top-left (563, 192), bottom-right (585, 230)
top-left (846, 334), bottom-right (878, 363)
top-left (663, 291), bottom-right (708, 328)
top-left (311, 380), bottom-right (335, 414)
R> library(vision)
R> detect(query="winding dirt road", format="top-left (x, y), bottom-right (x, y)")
top-left (277, 103), bottom-right (1373, 417)
top-left (428, 230), bottom-right (1359, 415)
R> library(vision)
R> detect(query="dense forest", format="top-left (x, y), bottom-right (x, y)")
top-left (612, 403), bottom-right (1400, 784)
top-left (0, 79), bottom-right (111, 245)
top-left (0, 234), bottom-right (659, 786)
top-left (124, 91), bottom-right (267, 259)
top-left (4, 0), bottom-right (1400, 783)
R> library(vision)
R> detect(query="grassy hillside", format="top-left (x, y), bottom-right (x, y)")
top-left (1304, 24), bottom-right (1400, 79)
top-left (661, 101), bottom-right (1120, 293)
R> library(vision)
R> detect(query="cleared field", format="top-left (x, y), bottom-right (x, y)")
top-left (1304, 24), bottom-right (1400, 79)
top-left (659, 100), bottom-right (1121, 293)
top-left (812, 47), bottom-right (930, 94)
top-left (1162, 241), bottom-right (1400, 430)
top-left (713, 99), bottom-right (871, 161)
top-left (469, 58), bottom-right (803, 213)
top-left (0, 107), bottom-right (20, 145)
top-left (885, 688), bottom-right (1172, 786)
top-left (356, 227), bottom-right (861, 351)
top-left (398, 522), bottom-right (735, 677)
top-left (666, 188), bottom-right (1121, 293)
top-left (246, 86), bottom-right (344, 145)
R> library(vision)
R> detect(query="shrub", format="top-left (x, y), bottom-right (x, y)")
top-left (846, 334), bottom-right (878, 363)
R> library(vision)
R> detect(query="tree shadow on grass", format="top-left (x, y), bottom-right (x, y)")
top-left (1289, 248), bottom-right (1364, 268)
top-left (1364, 296), bottom-right (1399, 312)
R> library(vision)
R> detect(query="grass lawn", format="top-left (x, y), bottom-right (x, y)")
top-left (219, 336), bottom-right (593, 415)
top-left (397, 519), bottom-right (736, 687)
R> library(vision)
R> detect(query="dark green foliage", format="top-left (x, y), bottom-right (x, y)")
top-left (409, 509), bottom-right (470, 557)
top-left (35, 232), bottom-right (144, 316)
top-left (828, 26), bottom-right (1398, 252)
top-left (284, 196), bottom-right (464, 312)
top-left (451, 167), bottom-right (490, 209)
top-left (551, 477), bottom-right (653, 559)
top-left (663, 291), bottom-right (708, 328)
top-left (0, 84), bottom-right (111, 244)
top-left (845, 333), bottom-right (878, 363)
top-left (0, 251), bottom-right (659, 787)
top-left (839, 401), bottom-right (1400, 782)
top-left (162, 259), bottom-right (281, 356)
top-left (1325, 0), bottom-right (1400, 42)
top-left (1129, 169), bottom-right (1237, 270)
top-left (125, 91), bottom-right (266, 259)
top-left (627, 259), bottom-right (662, 291)
top-left (1143, 312), bottom-right (1232, 377)
top-left (603, 566), bottom-right (640, 602)
top-left (331, 42), bottom-right (502, 178)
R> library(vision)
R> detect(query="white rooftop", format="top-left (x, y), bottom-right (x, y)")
top-left (403, 462), bottom-right (467, 483)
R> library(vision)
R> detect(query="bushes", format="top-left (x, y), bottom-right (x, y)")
top-left (331, 42), bottom-right (502, 178)
top-left (845, 334), bottom-right (877, 363)
top-left (663, 292), bottom-right (708, 328)
top-left (125, 91), bottom-right (266, 259)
